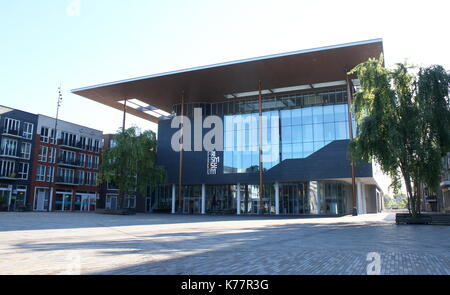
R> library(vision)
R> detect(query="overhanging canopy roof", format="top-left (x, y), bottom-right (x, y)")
top-left (71, 38), bottom-right (383, 123)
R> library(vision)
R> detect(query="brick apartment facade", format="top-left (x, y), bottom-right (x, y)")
top-left (30, 115), bottom-right (103, 211)
top-left (0, 106), bottom-right (38, 211)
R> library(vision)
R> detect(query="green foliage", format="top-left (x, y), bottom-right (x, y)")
top-left (98, 126), bottom-right (165, 209)
top-left (349, 56), bottom-right (450, 216)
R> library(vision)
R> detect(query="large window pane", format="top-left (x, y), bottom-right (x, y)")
top-left (323, 105), bottom-right (335, 123)
top-left (324, 122), bottom-right (335, 141)
top-left (292, 143), bottom-right (302, 159)
top-left (291, 126), bottom-right (301, 143)
top-left (302, 107), bottom-right (313, 124)
top-left (303, 142), bottom-right (314, 158)
top-left (334, 104), bottom-right (347, 122)
top-left (280, 110), bottom-right (291, 126)
top-left (335, 121), bottom-right (348, 140)
top-left (291, 109), bottom-right (301, 126)
top-left (313, 124), bottom-right (324, 141)
top-left (281, 126), bottom-right (292, 143)
top-left (312, 106), bottom-right (323, 124)
top-left (302, 124), bottom-right (313, 142)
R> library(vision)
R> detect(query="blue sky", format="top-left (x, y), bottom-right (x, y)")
top-left (1, 0), bottom-right (449, 134)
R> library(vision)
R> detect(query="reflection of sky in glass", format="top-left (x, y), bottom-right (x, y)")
top-left (224, 103), bottom-right (355, 174)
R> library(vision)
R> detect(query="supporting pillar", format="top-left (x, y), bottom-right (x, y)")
top-left (275, 182), bottom-right (280, 215)
top-left (178, 92), bottom-right (185, 213)
top-left (258, 80), bottom-right (264, 215)
top-left (201, 184), bottom-right (206, 215)
top-left (356, 180), bottom-right (364, 214)
top-left (171, 184), bottom-right (176, 214)
top-left (236, 183), bottom-right (241, 215)
top-left (49, 188), bottom-right (53, 212)
top-left (317, 181), bottom-right (321, 214)
top-left (346, 76), bottom-right (357, 216)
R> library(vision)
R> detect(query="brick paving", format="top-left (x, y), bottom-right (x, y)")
top-left (0, 212), bottom-right (449, 275)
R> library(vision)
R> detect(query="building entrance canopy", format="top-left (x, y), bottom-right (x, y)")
top-left (71, 39), bottom-right (383, 123)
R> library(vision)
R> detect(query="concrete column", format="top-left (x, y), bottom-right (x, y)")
top-left (356, 180), bottom-right (362, 214)
top-left (171, 184), bottom-right (176, 214)
top-left (275, 182), bottom-right (280, 215)
top-left (317, 181), bottom-right (321, 214)
top-left (236, 183), bottom-right (241, 215)
top-left (201, 184), bottom-right (206, 214)
top-left (49, 188), bottom-right (53, 212)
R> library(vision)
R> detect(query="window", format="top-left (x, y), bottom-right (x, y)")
top-left (124, 195), bottom-right (136, 209)
top-left (61, 131), bottom-right (77, 147)
top-left (93, 156), bottom-right (99, 169)
top-left (36, 165), bottom-right (46, 181)
top-left (0, 160), bottom-right (15, 177)
top-left (1, 138), bottom-right (18, 156)
top-left (22, 122), bottom-right (34, 139)
top-left (48, 147), bottom-right (56, 163)
top-left (49, 128), bottom-right (56, 144)
top-left (40, 127), bottom-right (49, 143)
top-left (87, 138), bottom-right (93, 151)
top-left (77, 171), bottom-right (85, 185)
top-left (3, 118), bottom-right (20, 135)
top-left (59, 149), bottom-right (76, 165)
top-left (20, 142), bottom-right (31, 159)
top-left (92, 172), bottom-right (97, 186)
top-left (57, 168), bottom-right (74, 183)
top-left (109, 139), bottom-right (117, 148)
top-left (86, 172), bottom-right (91, 185)
top-left (79, 136), bottom-right (86, 149)
top-left (94, 140), bottom-right (100, 152)
top-left (79, 153), bottom-right (86, 167)
top-left (38, 146), bottom-right (48, 162)
top-left (46, 166), bottom-right (54, 182)
top-left (17, 162), bottom-right (29, 180)
top-left (86, 155), bottom-right (92, 168)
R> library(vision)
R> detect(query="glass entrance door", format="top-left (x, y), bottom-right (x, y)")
top-left (35, 188), bottom-right (49, 211)
top-left (280, 183), bottom-right (309, 214)
top-left (0, 189), bottom-right (11, 211)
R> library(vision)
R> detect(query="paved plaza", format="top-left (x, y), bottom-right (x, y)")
top-left (0, 212), bottom-right (449, 275)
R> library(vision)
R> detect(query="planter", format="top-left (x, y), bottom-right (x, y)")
top-left (396, 213), bottom-right (433, 224)
top-left (99, 209), bottom-right (136, 215)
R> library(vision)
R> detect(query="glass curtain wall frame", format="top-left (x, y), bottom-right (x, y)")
top-left (318, 181), bottom-right (352, 215)
top-left (205, 184), bottom-right (237, 214)
top-left (279, 182), bottom-right (309, 215)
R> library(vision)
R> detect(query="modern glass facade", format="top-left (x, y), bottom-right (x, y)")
top-left (154, 181), bottom-right (353, 215)
top-left (221, 89), bottom-right (356, 174)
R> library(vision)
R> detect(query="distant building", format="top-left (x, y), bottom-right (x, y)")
top-left (30, 115), bottom-right (103, 212)
top-left (0, 106), bottom-right (38, 211)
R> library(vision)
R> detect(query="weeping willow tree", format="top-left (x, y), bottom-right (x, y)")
top-left (99, 126), bottom-right (165, 210)
top-left (349, 56), bottom-right (450, 217)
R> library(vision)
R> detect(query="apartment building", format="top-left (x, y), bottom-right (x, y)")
top-left (0, 106), bottom-right (38, 211)
top-left (30, 115), bottom-right (103, 211)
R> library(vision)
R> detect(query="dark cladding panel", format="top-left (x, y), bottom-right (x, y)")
top-left (157, 116), bottom-right (372, 185)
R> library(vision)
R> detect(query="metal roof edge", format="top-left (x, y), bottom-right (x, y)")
top-left (71, 38), bottom-right (383, 93)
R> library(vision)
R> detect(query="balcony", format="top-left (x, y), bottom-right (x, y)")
top-left (57, 159), bottom-right (81, 168)
top-left (0, 149), bottom-right (18, 159)
top-left (57, 139), bottom-right (99, 153)
top-left (1, 128), bottom-right (23, 139)
top-left (55, 176), bottom-right (79, 185)
top-left (0, 171), bottom-right (18, 180)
